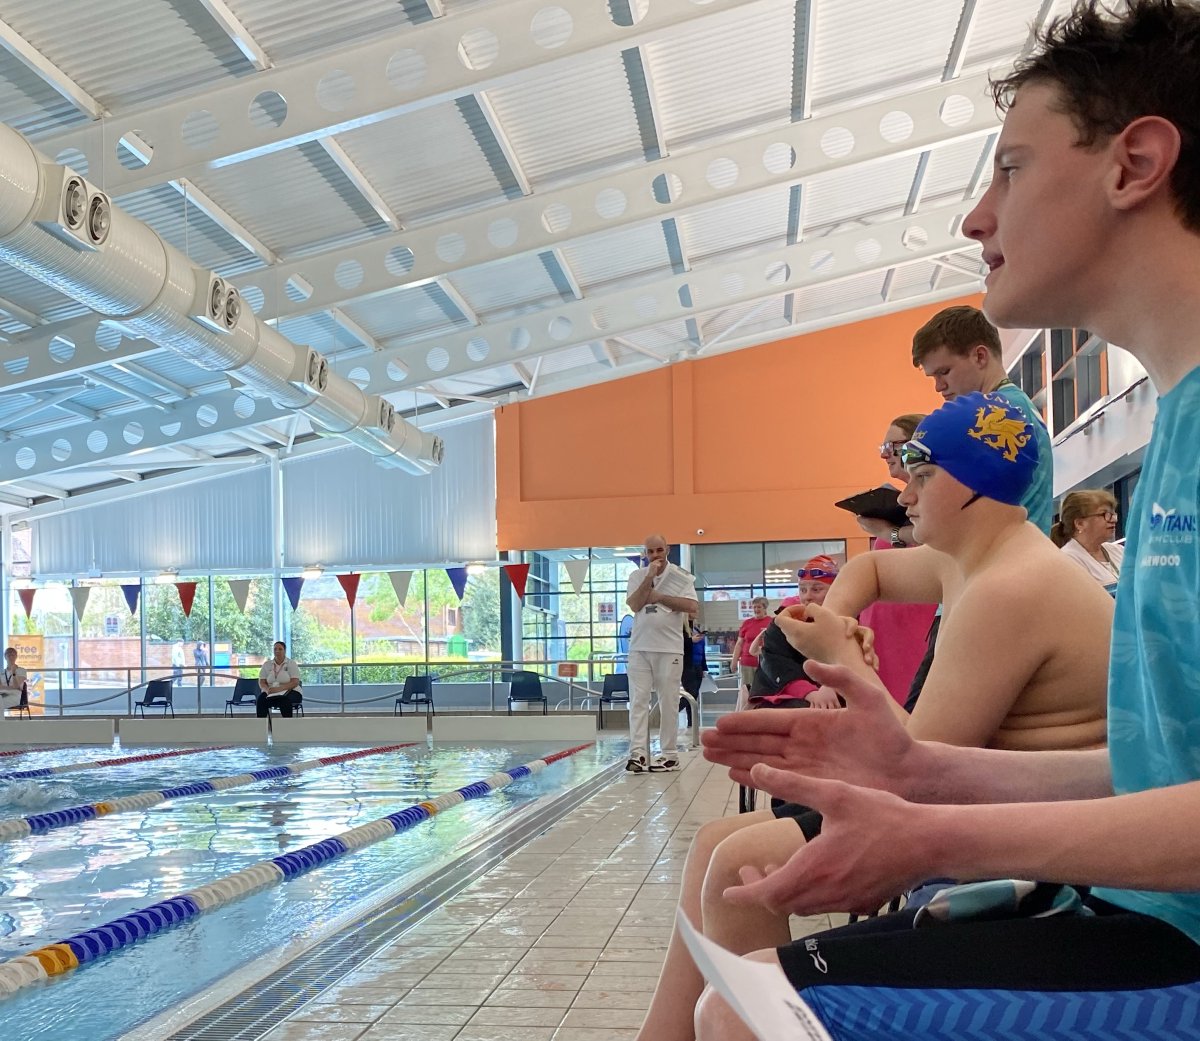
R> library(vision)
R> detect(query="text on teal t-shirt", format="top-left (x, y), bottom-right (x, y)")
top-left (1093, 365), bottom-right (1200, 941)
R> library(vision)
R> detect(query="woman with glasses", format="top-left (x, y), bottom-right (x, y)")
top-left (1051, 490), bottom-right (1124, 596)
top-left (857, 413), bottom-right (938, 706)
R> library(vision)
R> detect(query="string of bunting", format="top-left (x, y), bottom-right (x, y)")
top-left (0, 742), bottom-right (594, 998)
top-left (0, 743), bottom-right (419, 844)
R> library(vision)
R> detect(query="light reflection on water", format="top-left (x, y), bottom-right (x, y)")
top-left (0, 741), bottom-right (611, 1041)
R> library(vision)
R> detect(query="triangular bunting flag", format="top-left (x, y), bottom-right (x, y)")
top-left (227, 579), bottom-right (251, 613)
top-left (445, 567), bottom-right (468, 601)
top-left (563, 559), bottom-right (591, 595)
top-left (176, 581), bottom-right (197, 618)
top-left (504, 563), bottom-right (531, 600)
top-left (388, 570), bottom-right (413, 607)
top-left (281, 576), bottom-right (304, 611)
top-left (17, 588), bottom-right (35, 618)
top-left (337, 572), bottom-right (361, 609)
top-left (121, 583), bottom-right (141, 615)
top-left (627, 555), bottom-right (643, 566)
top-left (69, 585), bottom-right (92, 621)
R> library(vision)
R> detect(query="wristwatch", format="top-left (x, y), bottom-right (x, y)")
top-left (889, 527), bottom-right (904, 547)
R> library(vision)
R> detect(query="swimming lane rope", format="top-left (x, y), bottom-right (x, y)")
top-left (0, 745), bottom-right (229, 782)
top-left (0, 742), bottom-right (420, 843)
top-left (0, 746), bottom-right (72, 760)
top-left (0, 742), bottom-right (594, 997)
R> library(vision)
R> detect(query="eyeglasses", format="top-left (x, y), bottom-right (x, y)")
top-left (879, 440), bottom-right (909, 459)
top-left (1086, 510), bottom-right (1119, 522)
top-left (797, 568), bottom-right (837, 580)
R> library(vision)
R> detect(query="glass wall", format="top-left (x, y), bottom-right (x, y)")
top-left (693, 540), bottom-right (845, 668)
top-left (211, 576), bottom-right (273, 683)
top-left (519, 551), bottom-right (639, 676)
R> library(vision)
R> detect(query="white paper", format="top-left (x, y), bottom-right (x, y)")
top-left (676, 908), bottom-right (834, 1041)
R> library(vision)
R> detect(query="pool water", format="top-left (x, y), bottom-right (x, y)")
top-left (0, 740), bottom-right (612, 1040)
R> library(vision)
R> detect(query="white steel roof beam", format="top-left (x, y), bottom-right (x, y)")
top-left (791, 0), bottom-right (816, 121)
top-left (0, 316), bottom-right (164, 393)
top-left (44, 0), bottom-right (769, 196)
top-left (0, 293), bottom-right (44, 329)
top-left (0, 390), bottom-right (293, 479)
top-left (317, 138), bottom-right (403, 229)
top-left (84, 371), bottom-right (173, 411)
top-left (470, 92), bottom-right (533, 197)
top-left (223, 74), bottom-right (998, 323)
top-left (0, 17), bottom-right (106, 119)
top-left (343, 198), bottom-right (979, 393)
top-left (171, 178), bottom-right (278, 263)
top-left (943, 0), bottom-right (980, 81)
top-left (196, 0), bottom-right (274, 71)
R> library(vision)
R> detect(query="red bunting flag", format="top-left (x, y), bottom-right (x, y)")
top-left (337, 572), bottom-right (361, 609)
top-left (175, 581), bottom-right (197, 618)
top-left (17, 588), bottom-right (35, 618)
top-left (503, 563), bottom-right (531, 600)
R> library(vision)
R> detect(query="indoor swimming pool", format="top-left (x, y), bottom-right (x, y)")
top-left (0, 739), bottom-right (615, 1040)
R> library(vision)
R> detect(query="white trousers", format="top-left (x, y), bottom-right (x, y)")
top-left (627, 649), bottom-right (682, 758)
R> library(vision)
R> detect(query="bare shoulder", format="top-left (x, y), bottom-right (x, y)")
top-left (967, 530), bottom-right (1114, 623)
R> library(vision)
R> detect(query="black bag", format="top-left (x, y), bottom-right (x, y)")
top-left (749, 620), bottom-right (812, 697)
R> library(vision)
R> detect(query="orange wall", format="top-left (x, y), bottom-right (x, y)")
top-left (496, 296), bottom-right (980, 552)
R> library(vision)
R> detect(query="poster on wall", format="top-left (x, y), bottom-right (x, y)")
top-left (598, 601), bottom-right (615, 623)
top-left (9, 634), bottom-right (44, 715)
top-left (737, 600), bottom-right (756, 620)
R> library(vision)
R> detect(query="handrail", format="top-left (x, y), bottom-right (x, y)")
top-left (13, 658), bottom-right (739, 717)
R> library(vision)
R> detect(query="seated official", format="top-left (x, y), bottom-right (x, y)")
top-left (257, 641), bottom-right (303, 717)
top-left (0, 647), bottom-right (27, 717)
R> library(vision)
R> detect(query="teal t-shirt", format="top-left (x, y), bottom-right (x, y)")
top-left (995, 382), bottom-right (1053, 534)
top-left (1094, 365), bottom-right (1200, 941)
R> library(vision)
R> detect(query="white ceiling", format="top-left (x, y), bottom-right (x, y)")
top-left (0, 0), bottom-right (1071, 510)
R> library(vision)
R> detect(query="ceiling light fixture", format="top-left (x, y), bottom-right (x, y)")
top-left (154, 568), bottom-right (179, 585)
top-left (301, 565), bottom-right (324, 580)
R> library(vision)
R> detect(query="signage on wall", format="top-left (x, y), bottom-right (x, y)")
top-left (598, 601), bottom-right (615, 623)
top-left (737, 600), bottom-right (756, 620)
top-left (104, 613), bottom-right (120, 636)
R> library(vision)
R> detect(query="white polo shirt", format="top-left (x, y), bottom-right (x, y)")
top-left (258, 657), bottom-right (301, 693)
top-left (0, 664), bottom-right (26, 707)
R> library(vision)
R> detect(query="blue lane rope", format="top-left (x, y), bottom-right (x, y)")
top-left (0, 742), bottom-right (593, 996)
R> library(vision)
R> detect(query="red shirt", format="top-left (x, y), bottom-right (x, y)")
top-left (736, 616), bottom-right (772, 666)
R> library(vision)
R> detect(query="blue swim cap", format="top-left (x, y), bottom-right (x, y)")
top-left (902, 392), bottom-right (1038, 506)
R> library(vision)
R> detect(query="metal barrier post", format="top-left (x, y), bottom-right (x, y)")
top-left (340, 665), bottom-right (346, 714)
top-left (127, 669), bottom-right (133, 715)
top-left (489, 664), bottom-right (496, 713)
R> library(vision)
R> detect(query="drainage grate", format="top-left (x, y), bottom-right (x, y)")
top-left (163, 759), bottom-right (623, 1041)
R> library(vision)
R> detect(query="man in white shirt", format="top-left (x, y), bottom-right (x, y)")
top-left (625, 535), bottom-right (699, 773)
top-left (0, 646), bottom-right (28, 718)
top-left (257, 641), bottom-right (303, 718)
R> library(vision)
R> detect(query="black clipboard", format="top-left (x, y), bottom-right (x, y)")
top-left (834, 486), bottom-right (909, 528)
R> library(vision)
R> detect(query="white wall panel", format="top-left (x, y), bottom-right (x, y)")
top-left (281, 416), bottom-right (496, 567)
top-left (31, 466), bottom-right (274, 574)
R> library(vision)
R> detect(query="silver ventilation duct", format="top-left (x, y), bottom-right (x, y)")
top-left (0, 124), bottom-right (443, 475)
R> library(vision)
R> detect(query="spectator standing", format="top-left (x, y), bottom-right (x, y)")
top-left (170, 640), bottom-right (185, 682)
top-left (625, 535), bottom-right (699, 773)
top-left (729, 597), bottom-right (770, 707)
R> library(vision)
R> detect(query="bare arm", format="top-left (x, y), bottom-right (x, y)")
top-left (657, 594), bottom-right (699, 614)
top-left (905, 581), bottom-right (1045, 746)
top-left (858, 516), bottom-right (918, 546)
top-left (822, 546), bottom-right (946, 617)
top-left (626, 566), bottom-right (659, 612)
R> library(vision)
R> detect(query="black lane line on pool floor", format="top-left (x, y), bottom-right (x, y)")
top-left (160, 756), bottom-right (626, 1041)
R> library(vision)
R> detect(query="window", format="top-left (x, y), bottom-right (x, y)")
top-left (1047, 327), bottom-right (1107, 434)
